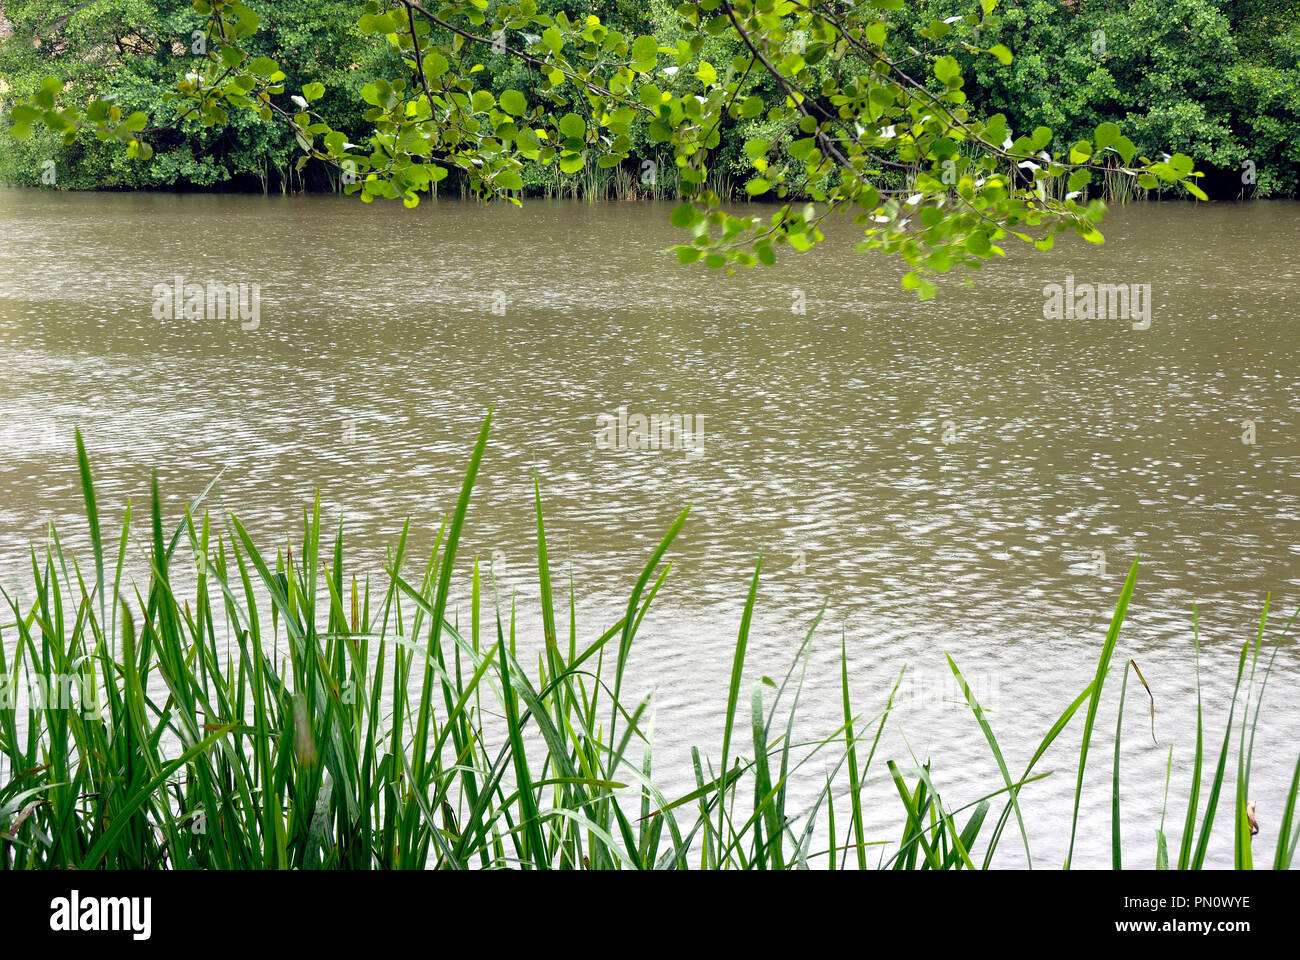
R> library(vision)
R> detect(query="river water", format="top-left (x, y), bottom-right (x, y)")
top-left (1, 188), bottom-right (1297, 867)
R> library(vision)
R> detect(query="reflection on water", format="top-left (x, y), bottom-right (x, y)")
top-left (1, 188), bottom-right (1297, 867)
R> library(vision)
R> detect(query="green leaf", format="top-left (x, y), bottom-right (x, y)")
top-left (36, 76), bottom-right (63, 108)
top-left (1094, 122), bottom-right (1120, 150)
top-left (558, 113), bottom-right (586, 139)
top-left (965, 231), bottom-right (991, 256)
top-left (358, 12), bottom-right (394, 34)
top-left (248, 56), bottom-right (279, 77)
top-left (669, 203), bottom-right (697, 228)
top-left (422, 52), bottom-right (449, 80)
top-left (10, 103), bottom-right (40, 139)
top-left (500, 89), bottom-right (527, 116)
top-left (988, 44), bottom-right (1013, 65)
top-left (495, 170), bottom-right (524, 191)
top-left (631, 35), bottom-right (658, 72)
top-left (638, 84), bottom-right (664, 109)
top-left (934, 56), bottom-right (961, 85)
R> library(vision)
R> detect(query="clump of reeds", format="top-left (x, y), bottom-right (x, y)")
top-left (0, 414), bottom-right (1295, 869)
top-left (540, 156), bottom-right (685, 202)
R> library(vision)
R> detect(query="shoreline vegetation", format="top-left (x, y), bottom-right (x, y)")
top-left (2, 2), bottom-right (1300, 201)
top-left (0, 142), bottom-right (1203, 204)
top-left (1, 415), bottom-right (1296, 870)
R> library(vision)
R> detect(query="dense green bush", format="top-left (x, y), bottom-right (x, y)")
top-left (0, 0), bottom-right (386, 191)
top-left (894, 0), bottom-right (1300, 198)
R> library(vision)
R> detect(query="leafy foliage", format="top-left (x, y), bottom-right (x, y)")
top-left (898, 0), bottom-right (1300, 198)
